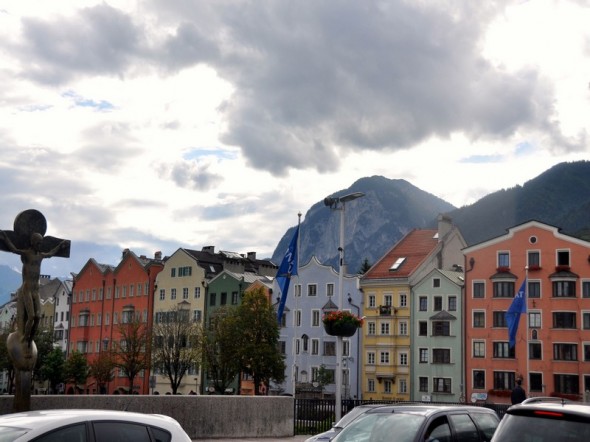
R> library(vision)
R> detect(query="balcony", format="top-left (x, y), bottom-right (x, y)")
top-left (379, 305), bottom-right (393, 316)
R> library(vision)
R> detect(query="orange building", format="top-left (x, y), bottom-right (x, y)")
top-left (69, 250), bottom-right (163, 394)
top-left (464, 220), bottom-right (590, 403)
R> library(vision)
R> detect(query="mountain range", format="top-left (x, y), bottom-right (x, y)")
top-left (271, 160), bottom-right (590, 274)
top-left (2, 160), bottom-right (590, 303)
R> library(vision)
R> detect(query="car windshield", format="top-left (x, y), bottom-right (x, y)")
top-left (0, 426), bottom-right (29, 441)
top-left (334, 412), bottom-right (425, 442)
top-left (335, 407), bottom-right (372, 429)
top-left (493, 413), bottom-right (590, 441)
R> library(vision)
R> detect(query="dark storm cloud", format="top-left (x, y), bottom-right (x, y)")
top-left (18, 3), bottom-right (143, 84)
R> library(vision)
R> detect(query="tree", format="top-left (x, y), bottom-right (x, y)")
top-left (152, 307), bottom-right (201, 394)
top-left (112, 318), bottom-right (151, 394)
top-left (236, 288), bottom-right (285, 395)
top-left (358, 257), bottom-right (372, 274)
top-left (0, 326), bottom-right (14, 394)
top-left (89, 352), bottom-right (114, 394)
top-left (33, 327), bottom-right (57, 385)
top-left (39, 347), bottom-right (65, 393)
top-left (200, 306), bottom-right (242, 394)
top-left (63, 350), bottom-right (88, 392)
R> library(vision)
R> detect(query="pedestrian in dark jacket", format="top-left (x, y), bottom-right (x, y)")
top-left (511, 379), bottom-right (526, 404)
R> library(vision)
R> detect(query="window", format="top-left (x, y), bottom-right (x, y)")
top-left (194, 287), bottom-right (201, 299)
top-left (473, 341), bottom-right (485, 358)
top-left (433, 377), bottom-right (451, 393)
top-left (384, 294), bottom-right (392, 306)
top-left (183, 287), bottom-right (189, 300)
top-left (368, 322), bottom-right (376, 335)
top-left (557, 250), bottom-right (570, 267)
top-left (493, 342), bottom-right (515, 358)
top-left (178, 266), bottom-right (192, 276)
top-left (368, 294), bottom-right (376, 308)
top-left (231, 291), bottom-right (238, 304)
top-left (498, 252), bottom-right (510, 268)
top-left (419, 297), bottom-right (427, 311)
top-left (530, 372), bottom-right (543, 392)
top-left (398, 378), bottom-right (407, 394)
top-left (399, 293), bottom-right (407, 307)
top-left (584, 344), bottom-right (590, 361)
top-left (583, 281), bottom-right (590, 298)
top-left (528, 280), bottom-right (541, 298)
top-left (367, 352), bottom-right (376, 365)
top-left (295, 310), bottom-right (301, 326)
top-left (220, 292), bottom-right (227, 305)
top-left (493, 311), bottom-right (507, 328)
top-left (384, 380), bottom-right (392, 394)
top-left (529, 342), bottom-right (542, 359)
top-left (171, 268), bottom-right (176, 277)
top-left (171, 288), bottom-right (177, 300)
top-left (368, 379), bottom-right (375, 392)
top-left (35, 424), bottom-right (87, 441)
top-left (294, 284), bottom-right (302, 297)
top-left (432, 321), bottom-right (450, 336)
top-left (380, 323), bottom-right (390, 335)
top-left (418, 321), bottom-right (428, 336)
top-left (473, 282), bottom-right (485, 298)
top-left (78, 312), bottom-right (89, 327)
top-left (419, 377), bottom-right (428, 392)
top-left (528, 250), bottom-right (540, 267)
top-left (399, 321), bottom-right (408, 335)
top-left (312, 310), bottom-right (320, 326)
top-left (553, 281), bottom-right (576, 297)
top-left (209, 292), bottom-right (216, 306)
top-left (307, 284), bottom-right (317, 296)
top-left (380, 351), bottom-right (390, 364)
top-left (159, 289), bottom-right (165, 301)
top-left (433, 278), bottom-right (441, 288)
top-left (529, 311), bottom-right (541, 328)
top-left (554, 343), bottom-right (577, 361)
top-left (554, 374), bottom-right (579, 395)
top-left (448, 296), bottom-right (457, 311)
top-left (493, 371), bottom-right (515, 390)
top-left (434, 296), bottom-right (443, 311)
top-left (136, 284), bottom-right (141, 297)
top-left (311, 339), bottom-right (319, 355)
top-left (193, 310), bottom-right (202, 322)
top-left (493, 281), bottom-right (515, 298)
top-left (399, 353), bottom-right (408, 366)
top-left (324, 342), bottom-right (335, 356)
top-left (473, 370), bottom-right (485, 389)
top-left (433, 349), bottom-right (450, 364)
top-left (419, 348), bottom-right (428, 363)
top-left (473, 311), bottom-right (485, 328)
top-left (327, 283), bottom-right (334, 297)
top-left (553, 312), bottom-right (576, 328)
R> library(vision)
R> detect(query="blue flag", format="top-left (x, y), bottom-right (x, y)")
top-left (506, 279), bottom-right (527, 348)
top-left (276, 225), bottom-right (299, 323)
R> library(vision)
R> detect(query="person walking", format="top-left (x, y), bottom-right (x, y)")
top-left (511, 379), bottom-right (526, 404)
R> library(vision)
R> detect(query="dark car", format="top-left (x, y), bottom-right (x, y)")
top-left (331, 404), bottom-right (499, 442)
top-left (491, 397), bottom-right (590, 442)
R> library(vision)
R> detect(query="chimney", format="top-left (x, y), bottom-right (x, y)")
top-left (122, 248), bottom-right (130, 258)
top-left (437, 214), bottom-right (452, 241)
top-left (247, 251), bottom-right (256, 260)
top-left (154, 251), bottom-right (162, 260)
top-left (202, 246), bottom-right (215, 254)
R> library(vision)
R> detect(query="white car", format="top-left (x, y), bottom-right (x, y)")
top-left (0, 409), bottom-right (192, 442)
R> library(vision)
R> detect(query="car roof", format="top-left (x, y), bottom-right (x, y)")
top-left (507, 400), bottom-right (590, 420)
top-left (0, 409), bottom-right (181, 432)
top-left (364, 404), bottom-right (498, 418)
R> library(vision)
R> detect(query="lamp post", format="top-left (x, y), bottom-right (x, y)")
top-left (324, 191), bottom-right (364, 421)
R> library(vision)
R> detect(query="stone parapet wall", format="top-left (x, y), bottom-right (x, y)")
top-left (0, 395), bottom-right (294, 439)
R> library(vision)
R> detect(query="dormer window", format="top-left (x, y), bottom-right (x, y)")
top-left (390, 257), bottom-right (406, 271)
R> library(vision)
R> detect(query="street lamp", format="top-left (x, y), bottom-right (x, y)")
top-left (324, 191), bottom-right (364, 421)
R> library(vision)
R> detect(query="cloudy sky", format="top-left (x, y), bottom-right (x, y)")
top-left (0, 0), bottom-right (588, 276)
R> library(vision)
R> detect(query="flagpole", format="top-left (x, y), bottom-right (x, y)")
top-left (525, 266), bottom-right (529, 398)
top-left (293, 213), bottom-right (301, 397)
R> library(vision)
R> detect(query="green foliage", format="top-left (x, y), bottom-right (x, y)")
top-left (358, 258), bottom-right (372, 274)
top-left (63, 350), bottom-right (89, 387)
top-left (39, 347), bottom-right (66, 393)
top-left (33, 328), bottom-right (56, 382)
top-left (200, 306), bottom-right (243, 394)
top-left (88, 352), bottom-right (114, 394)
top-left (236, 288), bottom-right (286, 395)
top-left (112, 319), bottom-right (151, 393)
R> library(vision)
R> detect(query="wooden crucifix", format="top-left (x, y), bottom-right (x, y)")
top-left (0, 209), bottom-right (70, 412)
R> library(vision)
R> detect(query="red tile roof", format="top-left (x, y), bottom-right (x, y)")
top-left (363, 229), bottom-right (438, 280)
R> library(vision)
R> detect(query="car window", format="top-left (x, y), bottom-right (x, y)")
top-left (33, 423), bottom-right (87, 442)
top-left (368, 414), bottom-right (425, 442)
top-left (425, 416), bottom-right (451, 442)
top-left (150, 426), bottom-right (172, 442)
top-left (492, 414), bottom-right (590, 442)
top-left (469, 412), bottom-right (498, 440)
top-left (448, 414), bottom-right (480, 442)
top-left (93, 422), bottom-right (151, 442)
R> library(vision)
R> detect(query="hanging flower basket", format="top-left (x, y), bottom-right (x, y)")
top-left (323, 311), bottom-right (363, 337)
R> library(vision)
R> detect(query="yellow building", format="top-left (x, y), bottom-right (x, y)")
top-left (359, 216), bottom-right (465, 400)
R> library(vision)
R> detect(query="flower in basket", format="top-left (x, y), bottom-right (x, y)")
top-left (322, 310), bottom-right (364, 328)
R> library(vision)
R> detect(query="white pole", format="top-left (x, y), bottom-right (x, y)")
top-left (335, 203), bottom-right (345, 422)
top-left (525, 266), bottom-right (529, 397)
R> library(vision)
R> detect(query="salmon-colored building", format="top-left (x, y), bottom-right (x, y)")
top-left (69, 250), bottom-right (163, 394)
top-left (464, 220), bottom-right (590, 403)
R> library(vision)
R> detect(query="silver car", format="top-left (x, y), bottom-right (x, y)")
top-left (0, 409), bottom-right (192, 442)
top-left (305, 404), bottom-right (388, 442)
